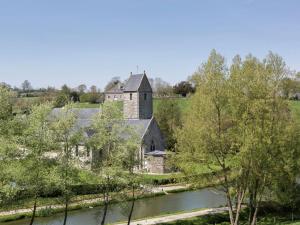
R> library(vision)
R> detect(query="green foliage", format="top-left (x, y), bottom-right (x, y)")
top-left (79, 92), bottom-right (103, 104)
top-left (0, 86), bottom-right (13, 120)
top-left (155, 99), bottom-right (182, 150)
top-left (54, 93), bottom-right (69, 107)
top-left (175, 50), bottom-right (300, 225)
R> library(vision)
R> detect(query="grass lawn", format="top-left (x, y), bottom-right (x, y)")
top-left (153, 97), bottom-right (190, 114)
top-left (72, 97), bottom-right (191, 114)
top-left (72, 102), bottom-right (101, 108)
top-left (290, 100), bottom-right (300, 123)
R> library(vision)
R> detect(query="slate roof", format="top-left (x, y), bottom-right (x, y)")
top-left (123, 74), bottom-right (145, 92)
top-left (50, 108), bottom-right (151, 139)
top-left (105, 82), bottom-right (124, 94)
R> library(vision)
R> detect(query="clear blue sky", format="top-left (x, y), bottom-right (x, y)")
top-left (0, 0), bottom-right (299, 89)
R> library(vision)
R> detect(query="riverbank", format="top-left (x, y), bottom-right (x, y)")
top-left (115, 207), bottom-right (229, 225)
top-left (0, 184), bottom-right (190, 223)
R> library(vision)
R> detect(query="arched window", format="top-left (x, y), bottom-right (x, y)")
top-left (150, 140), bottom-right (155, 151)
top-left (86, 146), bottom-right (90, 157)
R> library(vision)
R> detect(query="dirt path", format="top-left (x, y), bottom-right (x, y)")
top-left (116, 207), bottom-right (228, 225)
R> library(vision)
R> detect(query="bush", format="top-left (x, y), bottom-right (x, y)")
top-left (80, 93), bottom-right (103, 104)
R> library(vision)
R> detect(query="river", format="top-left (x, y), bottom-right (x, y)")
top-left (2, 188), bottom-right (226, 225)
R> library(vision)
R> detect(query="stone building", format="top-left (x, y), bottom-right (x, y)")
top-left (52, 72), bottom-right (167, 173)
top-left (105, 81), bottom-right (124, 101)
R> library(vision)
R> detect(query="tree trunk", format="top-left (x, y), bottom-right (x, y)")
top-left (250, 205), bottom-right (259, 225)
top-left (29, 196), bottom-right (37, 225)
top-left (127, 187), bottom-right (135, 225)
top-left (63, 196), bottom-right (68, 225)
top-left (248, 192), bottom-right (254, 224)
top-left (224, 179), bottom-right (234, 225)
top-left (101, 193), bottom-right (109, 225)
top-left (234, 190), bottom-right (245, 225)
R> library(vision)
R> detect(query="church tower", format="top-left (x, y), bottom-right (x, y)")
top-left (123, 71), bottom-right (153, 119)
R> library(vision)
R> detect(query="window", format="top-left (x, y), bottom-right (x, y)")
top-left (75, 145), bottom-right (79, 157)
top-left (86, 146), bottom-right (90, 157)
top-left (130, 93), bottom-right (132, 100)
top-left (144, 93), bottom-right (147, 100)
top-left (150, 140), bottom-right (155, 151)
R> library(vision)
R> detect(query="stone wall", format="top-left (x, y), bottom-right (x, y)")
top-left (123, 92), bottom-right (139, 119)
top-left (138, 92), bottom-right (153, 119)
top-left (105, 93), bottom-right (123, 101)
top-left (145, 155), bottom-right (165, 173)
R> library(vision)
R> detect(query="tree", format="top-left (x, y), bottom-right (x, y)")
top-left (104, 77), bottom-right (121, 92)
top-left (175, 50), bottom-right (241, 225)
top-left (21, 80), bottom-right (32, 93)
top-left (54, 94), bottom-right (69, 108)
top-left (235, 52), bottom-right (300, 225)
top-left (77, 84), bottom-right (87, 94)
top-left (53, 84), bottom-right (72, 107)
top-left (70, 91), bottom-right (80, 102)
top-left (175, 50), bottom-right (300, 225)
top-left (173, 81), bottom-right (195, 97)
top-left (0, 87), bottom-right (22, 206)
top-left (88, 101), bottom-right (140, 225)
top-left (51, 104), bottom-right (82, 225)
top-left (0, 82), bottom-right (12, 90)
top-left (155, 99), bottom-right (182, 150)
top-left (0, 86), bottom-right (13, 120)
top-left (151, 78), bottom-right (174, 97)
top-left (20, 103), bottom-right (56, 225)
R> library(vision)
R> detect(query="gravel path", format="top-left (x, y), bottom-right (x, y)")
top-left (116, 207), bottom-right (228, 225)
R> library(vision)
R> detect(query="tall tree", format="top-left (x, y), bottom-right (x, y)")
top-left (173, 81), bottom-right (195, 97)
top-left (21, 80), bottom-right (32, 93)
top-left (104, 77), bottom-right (121, 92)
top-left (88, 101), bottom-right (140, 225)
top-left (175, 50), bottom-right (300, 225)
top-left (77, 84), bottom-right (87, 94)
top-left (20, 103), bottom-right (56, 225)
top-left (175, 50), bottom-right (241, 224)
top-left (51, 104), bottom-right (82, 225)
top-left (0, 86), bottom-right (23, 206)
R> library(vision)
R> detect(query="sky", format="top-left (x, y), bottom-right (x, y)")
top-left (0, 0), bottom-right (299, 89)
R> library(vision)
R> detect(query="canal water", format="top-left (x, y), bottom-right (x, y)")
top-left (2, 188), bottom-right (226, 225)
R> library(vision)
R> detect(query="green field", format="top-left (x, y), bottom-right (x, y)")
top-left (16, 97), bottom-right (300, 122)
top-left (15, 97), bottom-right (300, 122)
top-left (290, 101), bottom-right (300, 123)
top-left (72, 97), bottom-right (191, 114)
